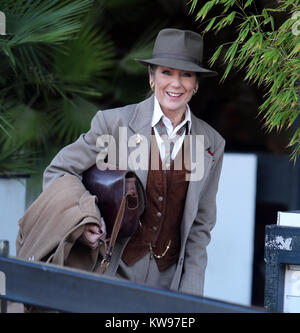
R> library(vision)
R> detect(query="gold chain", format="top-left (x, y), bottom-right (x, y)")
top-left (149, 240), bottom-right (171, 259)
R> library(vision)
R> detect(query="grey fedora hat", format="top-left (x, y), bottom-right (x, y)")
top-left (136, 28), bottom-right (217, 77)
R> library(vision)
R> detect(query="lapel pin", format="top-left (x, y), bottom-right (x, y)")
top-left (207, 148), bottom-right (214, 156)
top-left (207, 148), bottom-right (215, 163)
top-left (136, 134), bottom-right (142, 144)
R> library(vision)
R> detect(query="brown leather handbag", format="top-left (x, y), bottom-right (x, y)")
top-left (82, 164), bottom-right (146, 273)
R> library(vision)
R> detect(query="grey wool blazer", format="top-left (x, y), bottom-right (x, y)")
top-left (43, 95), bottom-right (225, 296)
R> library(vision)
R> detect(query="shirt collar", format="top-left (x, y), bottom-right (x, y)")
top-left (151, 96), bottom-right (192, 133)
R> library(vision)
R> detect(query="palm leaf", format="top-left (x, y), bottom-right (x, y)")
top-left (0, 0), bottom-right (95, 93)
top-left (50, 95), bottom-right (99, 145)
top-left (0, 140), bottom-right (39, 175)
top-left (4, 0), bottom-right (94, 45)
top-left (53, 11), bottom-right (115, 96)
top-left (3, 104), bottom-right (54, 149)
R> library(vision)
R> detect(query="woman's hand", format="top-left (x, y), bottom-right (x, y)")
top-left (78, 218), bottom-right (106, 249)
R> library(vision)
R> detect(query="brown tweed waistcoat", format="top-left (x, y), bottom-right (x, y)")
top-left (122, 132), bottom-right (190, 271)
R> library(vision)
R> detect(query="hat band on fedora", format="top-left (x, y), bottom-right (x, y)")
top-left (152, 53), bottom-right (202, 66)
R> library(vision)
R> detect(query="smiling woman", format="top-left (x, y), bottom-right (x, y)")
top-left (148, 65), bottom-right (198, 128)
top-left (22, 28), bottom-right (225, 298)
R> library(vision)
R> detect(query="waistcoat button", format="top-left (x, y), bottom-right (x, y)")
top-left (156, 212), bottom-right (162, 217)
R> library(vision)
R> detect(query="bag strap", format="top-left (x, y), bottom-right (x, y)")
top-left (99, 189), bottom-right (134, 274)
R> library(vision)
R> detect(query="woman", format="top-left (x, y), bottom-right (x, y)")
top-left (43, 28), bottom-right (225, 296)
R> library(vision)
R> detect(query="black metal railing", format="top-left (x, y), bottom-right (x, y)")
top-left (0, 241), bottom-right (264, 313)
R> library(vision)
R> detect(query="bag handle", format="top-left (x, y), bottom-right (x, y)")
top-left (99, 189), bottom-right (134, 274)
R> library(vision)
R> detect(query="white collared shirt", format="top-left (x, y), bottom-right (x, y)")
top-left (152, 96), bottom-right (192, 161)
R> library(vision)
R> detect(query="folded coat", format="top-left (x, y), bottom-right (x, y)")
top-left (16, 174), bottom-right (105, 272)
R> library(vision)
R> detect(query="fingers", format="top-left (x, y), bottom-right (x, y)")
top-left (84, 224), bottom-right (103, 248)
top-left (87, 222), bottom-right (106, 241)
top-left (78, 221), bottom-right (107, 249)
top-left (100, 217), bottom-right (106, 237)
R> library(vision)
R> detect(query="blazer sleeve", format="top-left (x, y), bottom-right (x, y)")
top-left (43, 111), bottom-right (109, 190)
top-left (179, 136), bottom-right (225, 296)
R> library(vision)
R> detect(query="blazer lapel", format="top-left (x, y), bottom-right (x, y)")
top-left (180, 113), bottom-right (213, 238)
top-left (127, 95), bottom-right (154, 189)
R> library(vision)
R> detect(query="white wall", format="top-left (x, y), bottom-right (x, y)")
top-left (204, 153), bottom-right (257, 306)
top-left (0, 177), bottom-right (27, 256)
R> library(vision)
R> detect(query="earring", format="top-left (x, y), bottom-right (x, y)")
top-left (150, 82), bottom-right (155, 91)
top-left (193, 88), bottom-right (198, 95)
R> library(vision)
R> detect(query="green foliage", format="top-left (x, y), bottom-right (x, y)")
top-left (0, 0), bottom-right (177, 178)
top-left (0, 142), bottom-right (38, 175)
top-left (0, 0), bottom-right (116, 173)
top-left (189, 0), bottom-right (300, 161)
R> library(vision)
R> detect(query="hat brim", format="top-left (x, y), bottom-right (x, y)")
top-left (136, 58), bottom-right (217, 77)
